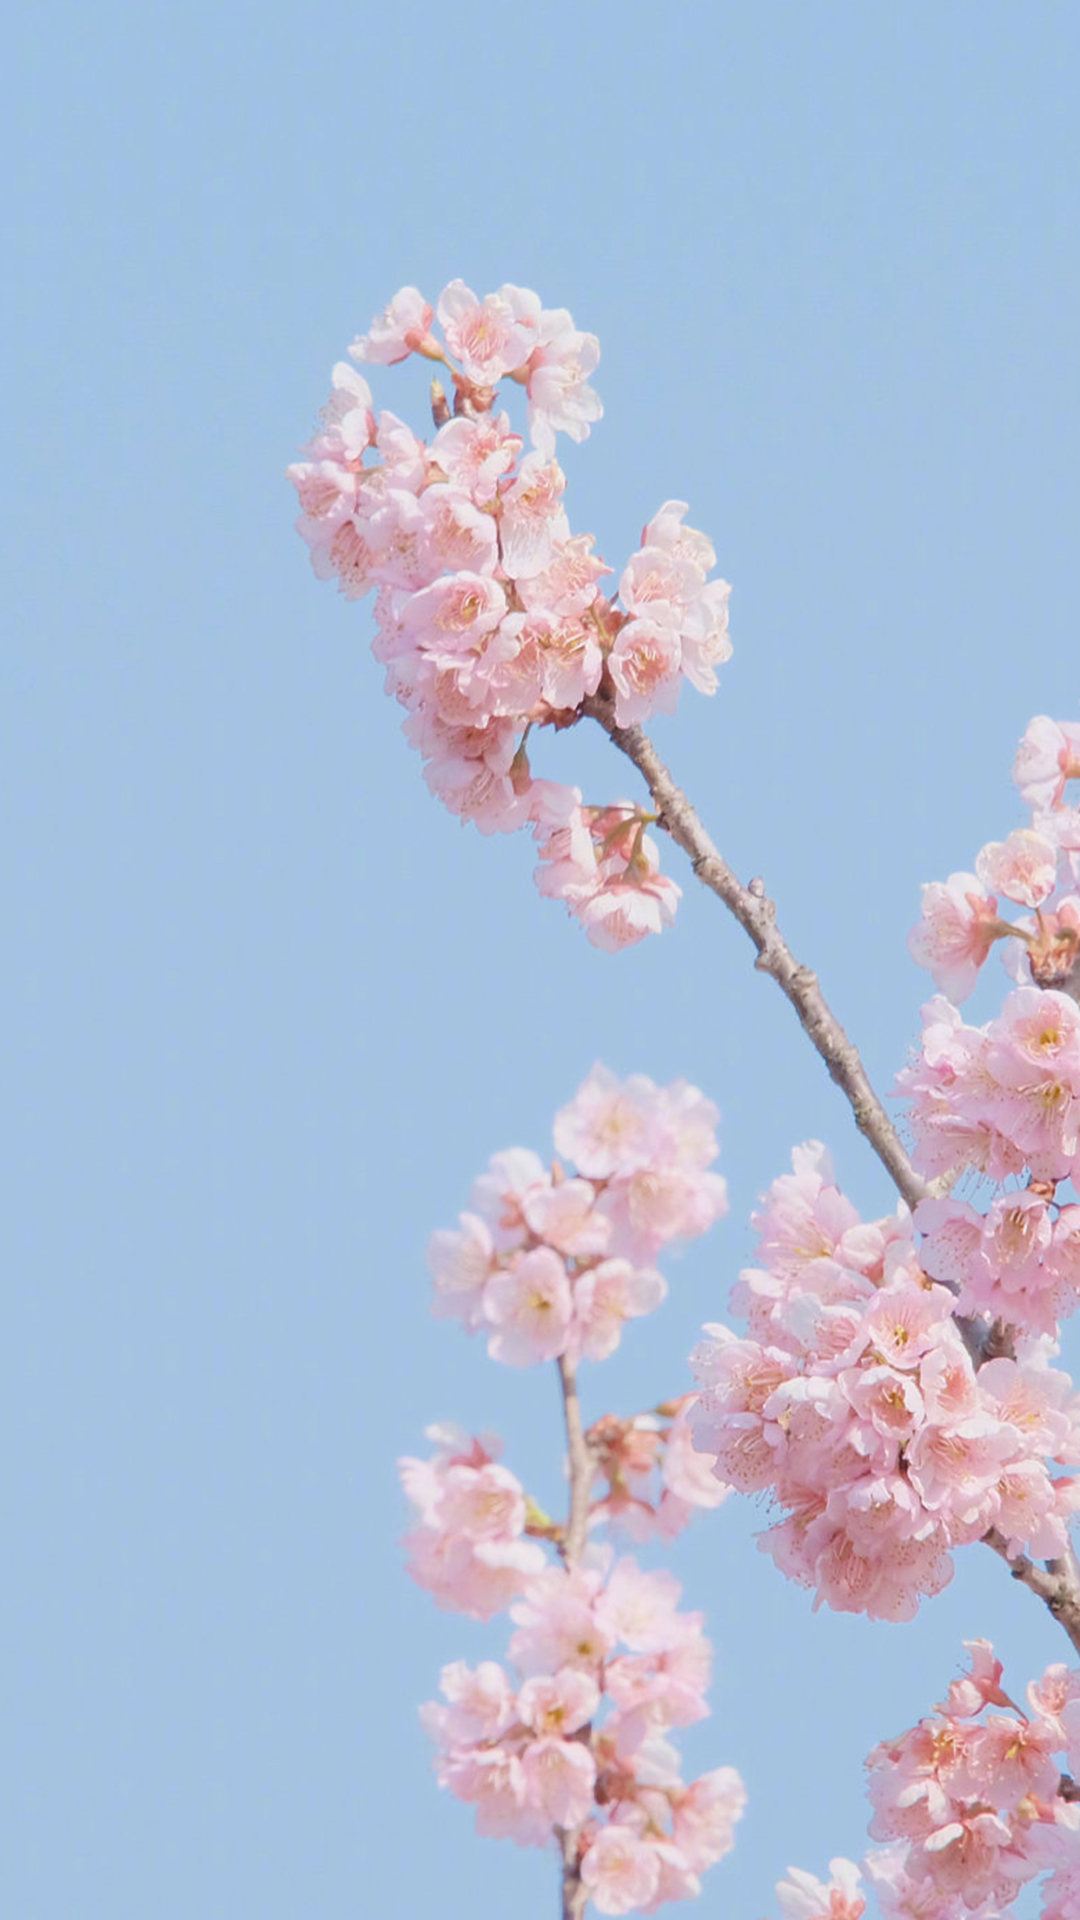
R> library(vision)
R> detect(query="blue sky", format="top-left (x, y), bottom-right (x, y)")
top-left (4, 4), bottom-right (1080, 1914)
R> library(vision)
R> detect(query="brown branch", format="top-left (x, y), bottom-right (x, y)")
top-left (983, 1531), bottom-right (1080, 1658)
top-left (583, 693), bottom-right (927, 1211)
top-left (556, 1355), bottom-right (596, 1918)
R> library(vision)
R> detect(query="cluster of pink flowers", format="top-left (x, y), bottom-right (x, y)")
top-left (588, 1396), bottom-right (731, 1542)
top-left (899, 989), bottom-right (1080, 1193)
top-left (908, 713), bottom-right (1080, 1004)
top-left (399, 1424), bottom-right (547, 1619)
top-left (899, 987), bottom-right (1080, 1339)
top-left (420, 1551), bottom-right (745, 1913)
top-left (900, 712), bottom-right (1080, 1363)
top-left (761, 1642), bottom-right (1080, 1919)
top-left (688, 1144), bottom-right (1080, 1621)
top-left (400, 1058), bottom-right (743, 1908)
top-left (289, 283), bottom-right (732, 947)
top-left (428, 1065), bottom-right (728, 1367)
top-left (864, 1640), bottom-right (1080, 1916)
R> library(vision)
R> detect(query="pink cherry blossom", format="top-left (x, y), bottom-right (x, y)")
top-left (517, 1669), bottom-right (600, 1736)
top-left (607, 618), bottom-right (683, 725)
top-left (525, 306), bottom-right (603, 456)
top-left (976, 828), bottom-right (1059, 908)
top-left (349, 285), bottom-right (435, 364)
top-left (436, 279), bottom-right (538, 385)
top-left (773, 1858), bottom-right (865, 1920)
top-left (483, 1246), bottom-right (574, 1365)
top-left (907, 873), bottom-right (1004, 1002)
top-left (573, 1259), bottom-right (667, 1362)
top-left (580, 1824), bottom-right (662, 1915)
top-left (1014, 714), bottom-right (1080, 812)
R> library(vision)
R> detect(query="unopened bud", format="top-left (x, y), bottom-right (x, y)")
top-left (430, 377), bottom-right (451, 429)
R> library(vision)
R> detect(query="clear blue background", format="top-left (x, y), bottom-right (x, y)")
top-left (4, 4), bottom-right (1080, 1915)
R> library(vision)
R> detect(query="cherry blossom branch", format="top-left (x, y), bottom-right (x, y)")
top-left (587, 696), bottom-right (1080, 1667)
top-left (582, 691), bottom-right (927, 1211)
top-left (984, 1530), bottom-right (1080, 1659)
top-left (557, 1354), bottom-right (595, 1919)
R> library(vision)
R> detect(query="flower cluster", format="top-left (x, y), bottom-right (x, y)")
top-left (289, 282), bottom-right (732, 947)
top-left (763, 1644), bottom-right (1080, 1920)
top-left (907, 712), bottom-right (1080, 1005)
top-left (429, 1064), bottom-right (728, 1367)
top-left (864, 1640), bottom-right (1080, 1916)
top-left (420, 1552), bottom-right (745, 1914)
top-left (400, 1060), bottom-right (741, 1910)
top-left (897, 982), bottom-right (1080, 1341)
top-left (399, 1425), bottom-right (547, 1619)
top-left (688, 1144), bottom-right (1080, 1621)
top-left (588, 1396), bottom-right (731, 1542)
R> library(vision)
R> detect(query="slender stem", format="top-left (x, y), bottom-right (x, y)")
top-left (584, 695), bottom-right (1080, 1658)
top-left (583, 693), bottom-right (927, 1211)
top-left (559, 1355), bottom-right (594, 1568)
top-left (556, 1354), bottom-right (596, 1919)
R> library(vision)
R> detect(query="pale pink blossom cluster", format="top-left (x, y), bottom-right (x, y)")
top-left (420, 1551), bottom-right (744, 1913)
top-left (401, 1058), bottom-right (742, 1908)
top-left (899, 990), bottom-right (1080, 1192)
top-left (688, 1144), bottom-right (1080, 1621)
top-left (898, 988), bottom-right (1080, 1339)
top-left (588, 1397), bottom-right (732, 1542)
top-left (428, 1065), bottom-right (728, 1367)
top-left (289, 283), bottom-right (732, 947)
top-left (864, 1640), bottom-right (1080, 1916)
top-left (766, 1644), bottom-right (1080, 1919)
top-left (399, 1425), bottom-right (547, 1619)
top-left (907, 713), bottom-right (1080, 1005)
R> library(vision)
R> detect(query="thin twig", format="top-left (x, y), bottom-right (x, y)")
top-left (557, 1355), bottom-right (596, 1918)
top-left (583, 693), bottom-right (927, 1211)
top-left (559, 1355), bottom-right (594, 1568)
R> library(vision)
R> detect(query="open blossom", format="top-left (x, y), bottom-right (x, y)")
top-left (976, 829), bottom-right (1059, 908)
top-left (772, 1857), bottom-right (865, 1920)
top-left (436, 279), bottom-right (538, 385)
top-left (1014, 714), bottom-right (1080, 814)
top-left (349, 285), bottom-right (435, 364)
top-left (525, 306), bottom-right (603, 456)
top-left (293, 285), bottom-right (734, 947)
top-left (907, 873), bottom-right (1003, 1003)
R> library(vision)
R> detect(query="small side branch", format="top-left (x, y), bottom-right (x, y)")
top-left (983, 1531), bottom-right (1080, 1658)
top-left (584, 695), bottom-right (926, 1212)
